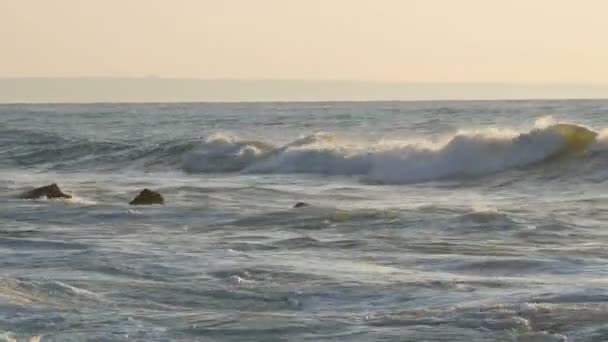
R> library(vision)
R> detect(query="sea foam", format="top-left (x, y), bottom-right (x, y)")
top-left (182, 118), bottom-right (602, 184)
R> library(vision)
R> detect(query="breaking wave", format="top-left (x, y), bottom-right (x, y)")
top-left (1, 118), bottom-right (604, 184)
top-left (182, 118), bottom-right (603, 184)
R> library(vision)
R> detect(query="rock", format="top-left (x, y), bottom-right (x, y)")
top-left (293, 202), bottom-right (310, 208)
top-left (129, 188), bottom-right (164, 205)
top-left (19, 183), bottom-right (72, 200)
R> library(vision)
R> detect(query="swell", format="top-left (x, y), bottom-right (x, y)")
top-left (2, 119), bottom-right (606, 184)
top-left (181, 120), bottom-right (606, 184)
top-left (0, 126), bottom-right (198, 171)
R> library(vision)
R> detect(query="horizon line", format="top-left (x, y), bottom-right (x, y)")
top-left (2, 97), bottom-right (608, 106)
top-left (3, 78), bottom-right (608, 104)
top-left (2, 77), bottom-right (608, 86)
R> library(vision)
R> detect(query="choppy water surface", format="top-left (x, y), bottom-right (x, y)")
top-left (1, 100), bottom-right (608, 341)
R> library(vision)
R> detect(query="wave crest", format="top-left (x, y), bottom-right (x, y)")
top-left (183, 121), bottom-right (602, 184)
top-left (2, 119), bottom-right (602, 184)
top-left (182, 133), bottom-right (276, 173)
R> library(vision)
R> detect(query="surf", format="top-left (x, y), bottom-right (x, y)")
top-left (181, 120), bottom-right (603, 184)
top-left (2, 118), bottom-right (601, 184)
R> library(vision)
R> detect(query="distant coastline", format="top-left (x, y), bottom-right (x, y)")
top-left (1, 78), bottom-right (608, 103)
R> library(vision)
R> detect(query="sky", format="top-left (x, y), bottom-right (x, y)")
top-left (2, 0), bottom-right (608, 83)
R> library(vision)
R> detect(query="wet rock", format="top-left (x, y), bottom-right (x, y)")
top-left (19, 183), bottom-right (72, 200)
top-left (129, 188), bottom-right (164, 205)
top-left (293, 202), bottom-right (310, 208)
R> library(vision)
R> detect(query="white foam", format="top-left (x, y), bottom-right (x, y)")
top-left (51, 281), bottom-right (101, 299)
top-left (182, 132), bottom-right (275, 172)
top-left (182, 120), bottom-right (600, 184)
top-left (33, 195), bottom-right (97, 205)
top-left (590, 128), bottom-right (608, 152)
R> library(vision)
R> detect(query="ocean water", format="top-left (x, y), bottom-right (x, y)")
top-left (0, 100), bottom-right (608, 341)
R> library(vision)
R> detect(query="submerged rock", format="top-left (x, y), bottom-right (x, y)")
top-left (129, 189), bottom-right (164, 205)
top-left (293, 202), bottom-right (310, 208)
top-left (19, 183), bottom-right (72, 200)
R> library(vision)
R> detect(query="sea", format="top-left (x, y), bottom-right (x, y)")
top-left (0, 100), bottom-right (607, 341)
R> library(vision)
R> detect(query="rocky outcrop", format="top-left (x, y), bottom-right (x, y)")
top-left (129, 189), bottom-right (164, 205)
top-left (19, 183), bottom-right (72, 200)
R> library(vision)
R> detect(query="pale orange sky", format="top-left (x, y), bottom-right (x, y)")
top-left (1, 0), bottom-right (608, 82)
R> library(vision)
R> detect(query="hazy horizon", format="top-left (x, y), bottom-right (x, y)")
top-left (6, 77), bottom-right (608, 85)
top-left (2, 78), bottom-right (608, 103)
top-left (2, 0), bottom-right (608, 101)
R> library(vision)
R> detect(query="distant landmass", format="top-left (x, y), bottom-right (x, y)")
top-left (1, 78), bottom-right (608, 103)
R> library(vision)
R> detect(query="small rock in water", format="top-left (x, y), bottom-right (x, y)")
top-left (19, 183), bottom-right (72, 200)
top-left (293, 202), bottom-right (310, 208)
top-left (129, 188), bottom-right (164, 205)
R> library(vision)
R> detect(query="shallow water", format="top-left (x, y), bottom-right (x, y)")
top-left (1, 100), bottom-right (608, 341)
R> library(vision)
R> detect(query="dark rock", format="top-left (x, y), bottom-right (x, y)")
top-left (293, 202), bottom-right (310, 208)
top-left (129, 188), bottom-right (164, 205)
top-left (19, 183), bottom-right (72, 200)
